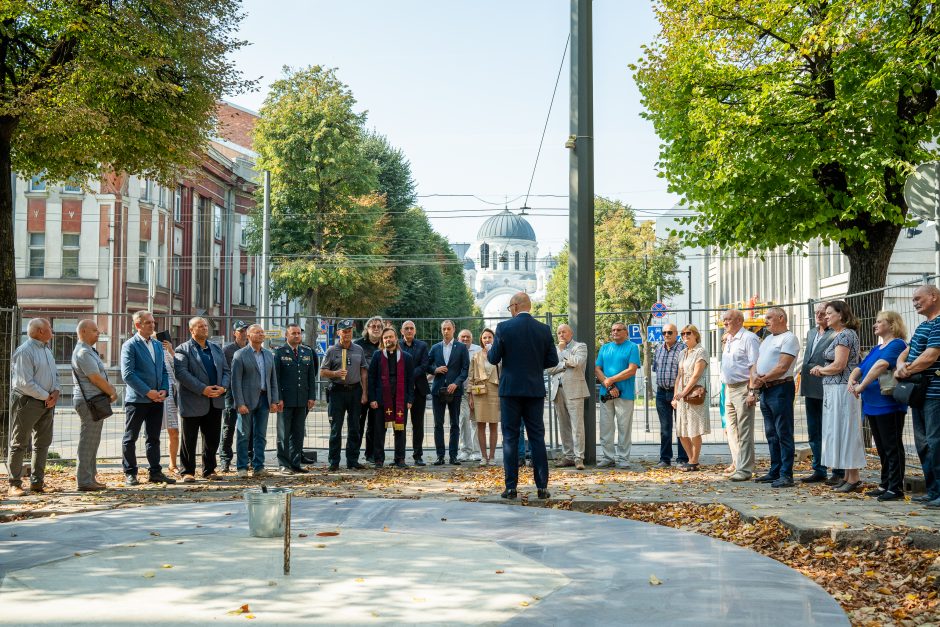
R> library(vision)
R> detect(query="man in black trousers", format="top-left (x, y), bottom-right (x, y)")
top-left (368, 327), bottom-right (415, 468)
top-left (426, 319), bottom-right (470, 465)
top-left (400, 320), bottom-right (430, 466)
top-left (487, 292), bottom-right (559, 500)
top-left (274, 323), bottom-right (318, 474)
top-left (219, 320), bottom-right (249, 472)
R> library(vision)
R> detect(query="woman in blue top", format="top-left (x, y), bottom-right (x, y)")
top-left (848, 311), bottom-right (908, 501)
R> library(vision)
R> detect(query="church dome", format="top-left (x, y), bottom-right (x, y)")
top-left (477, 209), bottom-right (536, 242)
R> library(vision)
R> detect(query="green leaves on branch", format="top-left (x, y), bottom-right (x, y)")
top-left (634, 0), bottom-right (940, 293)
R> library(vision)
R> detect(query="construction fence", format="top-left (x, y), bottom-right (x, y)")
top-left (1, 275), bottom-right (935, 468)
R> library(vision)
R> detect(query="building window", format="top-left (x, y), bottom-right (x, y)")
top-left (174, 186), bottom-right (182, 222)
top-left (214, 205), bottom-right (223, 240)
top-left (62, 181), bottom-right (82, 193)
top-left (51, 318), bottom-right (78, 363)
top-left (62, 234), bottom-right (80, 278)
top-left (480, 242), bottom-right (489, 269)
top-left (514, 251), bottom-right (520, 270)
top-left (28, 233), bottom-right (45, 277)
top-left (141, 178), bottom-right (152, 201)
top-left (172, 255), bottom-right (182, 294)
top-left (240, 214), bottom-right (249, 246)
top-left (29, 175), bottom-right (46, 192)
top-left (158, 185), bottom-right (166, 208)
top-left (501, 251), bottom-right (509, 271)
top-left (524, 252), bottom-right (529, 270)
top-left (239, 272), bottom-right (247, 305)
top-left (139, 240), bottom-right (149, 283)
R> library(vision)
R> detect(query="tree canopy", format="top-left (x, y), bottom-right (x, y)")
top-left (634, 0), bottom-right (940, 296)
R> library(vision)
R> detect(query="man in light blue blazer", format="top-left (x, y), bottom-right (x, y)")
top-left (231, 324), bottom-right (280, 477)
top-left (174, 316), bottom-right (230, 481)
top-left (120, 310), bottom-right (174, 486)
top-left (487, 292), bottom-right (559, 500)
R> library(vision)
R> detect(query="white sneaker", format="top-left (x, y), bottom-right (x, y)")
top-left (470, 455), bottom-right (482, 462)
top-left (236, 469), bottom-right (248, 478)
top-left (456, 453), bottom-right (471, 462)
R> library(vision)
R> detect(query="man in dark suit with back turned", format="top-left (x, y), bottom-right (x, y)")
top-left (426, 319), bottom-right (470, 465)
top-left (488, 292), bottom-right (559, 500)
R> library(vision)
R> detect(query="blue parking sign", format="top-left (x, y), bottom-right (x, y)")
top-left (628, 324), bottom-right (643, 345)
top-left (647, 325), bottom-right (664, 343)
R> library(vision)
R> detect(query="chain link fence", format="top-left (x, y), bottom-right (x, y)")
top-left (3, 276), bottom-right (935, 468)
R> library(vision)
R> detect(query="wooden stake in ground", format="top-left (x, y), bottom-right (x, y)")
top-left (283, 492), bottom-right (291, 576)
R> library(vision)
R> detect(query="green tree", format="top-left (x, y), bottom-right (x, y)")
top-left (634, 0), bottom-right (940, 302)
top-left (360, 131), bottom-right (476, 328)
top-left (0, 0), bottom-right (248, 452)
top-left (252, 66), bottom-right (395, 334)
top-left (536, 197), bottom-right (683, 399)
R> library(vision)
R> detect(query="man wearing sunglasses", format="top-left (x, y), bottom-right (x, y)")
top-left (652, 324), bottom-right (689, 468)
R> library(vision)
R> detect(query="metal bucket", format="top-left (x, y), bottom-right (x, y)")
top-left (244, 487), bottom-right (293, 538)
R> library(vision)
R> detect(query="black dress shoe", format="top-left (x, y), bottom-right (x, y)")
top-left (877, 490), bottom-right (904, 501)
top-left (433, 458), bottom-right (445, 466)
top-left (395, 461), bottom-right (408, 469)
top-left (800, 472), bottom-right (826, 483)
top-left (149, 474), bottom-right (176, 484)
top-left (500, 489), bottom-right (517, 499)
top-left (279, 466), bottom-right (296, 475)
top-left (450, 458), bottom-right (461, 465)
top-left (348, 462), bottom-right (365, 470)
top-left (125, 475), bottom-right (139, 486)
top-left (865, 487), bottom-right (887, 498)
top-left (753, 474), bottom-right (778, 483)
top-left (518, 460), bottom-right (527, 468)
top-left (414, 458), bottom-right (426, 466)
top-left (328, 464), bottom-right (339, 471)
top-left (374, 463), bottom-right (384, 469)
top-left (537, 488), bottom-right (551, 499)
top-left (825, 475), bottom-right (845, 486)
top-left (220, 463), bottom-right (231, 473)
top-left (365, 457), bottom-right (375, 464)
top-left (291, 467), bottom-right (309, 474)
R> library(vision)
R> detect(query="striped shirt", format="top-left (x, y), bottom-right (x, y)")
top-left (906, 317), bottom-right (940, 398)
top-left (652, 341), bottom-right (685, 388)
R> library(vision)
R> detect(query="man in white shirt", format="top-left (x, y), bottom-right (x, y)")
top-left (750, 308), bottom-right (800, 488)
top-left (720, 309), bottom-right (761, 481)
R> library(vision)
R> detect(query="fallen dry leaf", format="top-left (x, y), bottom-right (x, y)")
top-left (161, 564), bottom-right (173, 569)
top-left (226, 604), bottom-right (250, 616)
top-left (298, 533), bottom-right (307, 538)
top-left (316, 531), bottom-right (339, 537)
top-left (142, 572), bottom-right (155, 578)
top-left (149, 531), bottom-right (160, 536)
top-left (495, 570), bottom-right (505, 574)
top-left (649, 575), bottom-right (663, 586)
top-left (355, 578), bottom-right (365, 583)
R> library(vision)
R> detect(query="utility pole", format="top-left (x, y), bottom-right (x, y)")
top-left (260, 170), bottom-right (271, 324)
top-left (569, 0), bottom-right (596, 464)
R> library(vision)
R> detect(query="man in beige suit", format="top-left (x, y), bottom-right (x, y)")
top-left (547, 324), bottom-right (590, 470)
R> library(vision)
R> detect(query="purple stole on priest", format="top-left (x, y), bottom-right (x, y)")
top-left (380, 349), bottom-right (406, 431)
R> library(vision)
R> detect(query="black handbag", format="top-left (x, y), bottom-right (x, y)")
top-left (892, 371), bottom-right (934, 409)
top-left (72, 367), bottom-right (114, 421)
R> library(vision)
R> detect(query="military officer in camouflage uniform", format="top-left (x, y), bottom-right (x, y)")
top-left (274, 323), bottom-right (319, 474)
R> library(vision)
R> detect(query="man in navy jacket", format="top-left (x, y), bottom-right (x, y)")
top-left (400, 320), bottom-right (430, 465)
top-left (425, 320), bottom-right (470, 464)
top-left (487, 292), bottom-right (559, 499)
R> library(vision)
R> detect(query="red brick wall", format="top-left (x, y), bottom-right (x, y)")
top-left (216, 102), bottom-right (258, 151)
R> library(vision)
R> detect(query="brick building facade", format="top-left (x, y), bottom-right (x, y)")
top-left (13, 102), bottom-right (261, 366)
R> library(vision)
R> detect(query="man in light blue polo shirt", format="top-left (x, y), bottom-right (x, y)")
top-left (594, 321), bottom-right (641, 468)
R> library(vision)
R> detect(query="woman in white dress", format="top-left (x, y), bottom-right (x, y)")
top-left (672, 324), bottom-right (709, 471)
top-left (810, 300), bottom-right (864, 493)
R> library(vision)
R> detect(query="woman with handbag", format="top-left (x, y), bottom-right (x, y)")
top-left (672, 325), bottom-right (709, 471)
top-left (810, 300), bottom-right (864, 493)
top-left (469, 328), bottom-right (500, 466)
top-left (848, 311), bottom-right (908, 501)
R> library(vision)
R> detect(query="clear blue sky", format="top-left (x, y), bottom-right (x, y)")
top-left (228, 0), bottom-right (677, 255)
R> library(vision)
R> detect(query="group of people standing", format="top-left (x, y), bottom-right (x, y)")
top-left (7, 287), bottom-right (940, 505)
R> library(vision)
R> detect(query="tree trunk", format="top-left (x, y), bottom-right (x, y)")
top-left (842, 221), bottom-right (903, 349)
top-left (0, 115), bottom-right (19, 455)
top-left (303, 287), bottom-right (317, 348)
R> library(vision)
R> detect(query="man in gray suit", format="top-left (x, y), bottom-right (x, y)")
top-left (546, 324), bottom-right (590, 470)
top-left (174, 317), bottom-right (230, 482)
top-left (800, 302), bottom-right (842, 484)
top-left (231, 324), bottom-right (281, 477)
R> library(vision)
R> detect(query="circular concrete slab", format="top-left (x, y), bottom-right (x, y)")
top-left (0, 499), bottom-right (847, 626)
